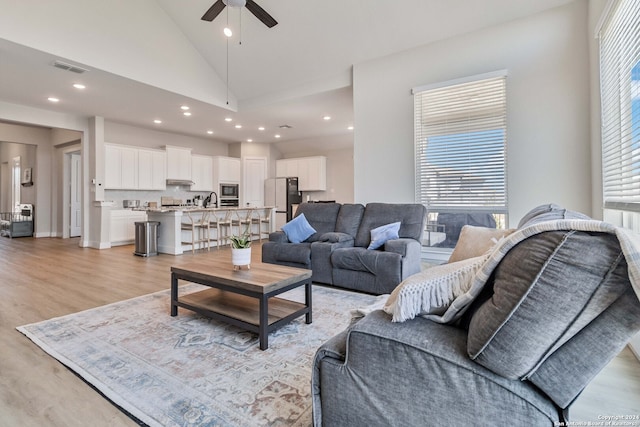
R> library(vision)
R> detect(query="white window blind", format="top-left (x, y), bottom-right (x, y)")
top-left (414, 72), bottom-right (507, 214)
top-left (600, 0), bottom-right (640, 212)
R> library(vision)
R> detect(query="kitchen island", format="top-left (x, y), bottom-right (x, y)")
top-left (142, 206), bottom-right (274, 255)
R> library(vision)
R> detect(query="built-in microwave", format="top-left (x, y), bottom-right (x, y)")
top-left (220, 183), bottom-right (239, 199)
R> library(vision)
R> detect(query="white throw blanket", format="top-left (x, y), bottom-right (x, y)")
top-left (421, 219), bottom-right (640, 324)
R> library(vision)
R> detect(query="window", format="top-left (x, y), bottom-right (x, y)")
top-left (600, 0), bottom-right (640, 213)
top-left (414, 71), bottom-right (508, 249)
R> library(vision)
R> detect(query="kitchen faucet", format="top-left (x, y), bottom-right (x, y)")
top-left (204, 191), bottom-right (218, 208)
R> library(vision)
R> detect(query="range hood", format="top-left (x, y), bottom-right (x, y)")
top-left (166, 179), bottom-right (194, 186)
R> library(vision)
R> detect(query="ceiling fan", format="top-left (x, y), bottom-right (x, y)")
top-left (201, 0), bottom-right (278, 28)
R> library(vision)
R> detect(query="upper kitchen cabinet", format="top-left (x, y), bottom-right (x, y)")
top-left (276, 156), bottom-right (326, 191)
top-left (138, 148), bottom-right (166, 190)
top-left (105, 143), bottom-right (138, 189)
top-left (191, 155), bottom-right (213, 191)
top-left (105, 143), bottom-right (166, 190)
top-left (213, 156), bottom-right (241, 183)
top-left (276, 158), bottom-right (298, 179)
top-left (165, 146), bottom-right (192, 181)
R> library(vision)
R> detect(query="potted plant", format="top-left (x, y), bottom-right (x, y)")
top-left (230, 225), bottom-right (252, 270)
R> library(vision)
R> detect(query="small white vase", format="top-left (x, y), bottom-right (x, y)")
top-left (231, 247), bottom-right (252, 270)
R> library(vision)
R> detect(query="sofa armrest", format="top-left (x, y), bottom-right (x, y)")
top-left (384, 237), bottom-right (419, 256)
top-left (268, 230), bottom-right (289, 243)
top-left (312, 310), bottom-right (558, 426)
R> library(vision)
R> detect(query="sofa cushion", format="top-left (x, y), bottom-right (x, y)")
top-left (335, 204), bottom-right (365, 237)
top-left (332, 247), bottom-right (401, 273)
top-left (448, 225), bottom-right (515, 263)
top-left (368, 222), bottom-right (401, 250)
top-left (354, 203), bottom-right (426, 248)
top-left (295, 203), bottom-right (342, 242)
top-left (467, 230), bottom-right (627, 381)
top-left (282, 213), bottom-right (316, 243)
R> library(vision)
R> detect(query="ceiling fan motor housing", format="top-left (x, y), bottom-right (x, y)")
top-left (223, 0), bottom-right (246, 7)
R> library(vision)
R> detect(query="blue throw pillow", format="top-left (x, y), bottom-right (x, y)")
top-left (282, 213), bottom-right (317, 244)
top-left (368, 222), bottom-right (401, 250)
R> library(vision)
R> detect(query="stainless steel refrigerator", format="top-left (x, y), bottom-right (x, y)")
top-left (264, 177), bottom-right (302, 229)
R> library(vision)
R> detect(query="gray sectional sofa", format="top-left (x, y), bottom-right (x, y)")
top-left (261, 202), bottom-right (426, 295)
top-left (311, 204), bottom-right (640, 426)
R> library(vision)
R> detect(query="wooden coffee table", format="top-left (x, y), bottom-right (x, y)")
top-left (170, 260), bottom-right (312, 350)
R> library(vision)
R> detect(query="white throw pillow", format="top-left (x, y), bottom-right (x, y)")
top-left (368, 222), bottom-right (401, 250)
top-left (383, 255), bottom-right (487, 322)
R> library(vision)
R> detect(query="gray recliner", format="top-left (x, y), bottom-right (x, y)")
top-left (312, 205), bottom-right (640, 426)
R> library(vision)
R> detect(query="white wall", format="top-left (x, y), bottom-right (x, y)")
top-left (353, 1), bottom-right (591, 226)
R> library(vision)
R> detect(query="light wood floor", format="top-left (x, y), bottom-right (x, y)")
top-left (0, 237), bottom-right (638, 426)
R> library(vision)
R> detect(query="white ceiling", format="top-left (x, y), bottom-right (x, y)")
top-left (0, 0), bottom-right (573, 153)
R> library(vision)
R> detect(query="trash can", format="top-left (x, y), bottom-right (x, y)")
top-left (134, 221), bottom-right (160, 257)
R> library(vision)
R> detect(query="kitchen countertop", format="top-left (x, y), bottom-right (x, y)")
top-left (135, 206), bottom-right (274, 213)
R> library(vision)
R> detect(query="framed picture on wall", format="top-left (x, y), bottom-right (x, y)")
top-left (21, 167), bottom-right (33, 186)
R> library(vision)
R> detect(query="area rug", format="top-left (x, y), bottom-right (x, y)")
top-left (17, 284), bottom-right (378, 427)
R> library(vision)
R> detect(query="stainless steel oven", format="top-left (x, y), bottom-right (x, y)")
top-left (219, 198), bottom-right (239, 207)
top-left (219, 183), bottom-right (239, 207)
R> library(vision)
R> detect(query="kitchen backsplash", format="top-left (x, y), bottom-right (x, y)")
top-left (106, 185), bottom-right (215, 208)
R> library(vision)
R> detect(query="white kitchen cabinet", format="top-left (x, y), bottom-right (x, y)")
top-left (165, 146), bottom-right (192, 180)
top-left (104, 143), bottom-right (138, 189)
top-left (214, 156), bottom-right (241, 183)
top-left (110, 209), bottom-right (147, 246)
top-left (191, 155), bottom-right (214, 191)
top-left (104, 144), bottom-right (122, 189)
top-left (275, 158), bottom-right (298, 178)
top-left (299, 156), bottom-right (326, 191)
top-left (138, 148), bottom-right (166, 190)
top-left (276, 156), bottom-right (326, 191)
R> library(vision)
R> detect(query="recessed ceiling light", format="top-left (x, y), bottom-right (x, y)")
top-left (274, 134), bottom-right (281, 138)
top-left (247, 139), bottom-right (253, 142)
top-left (323, 116), bottom-right (331, 121)
top-left (225, 117), bottom-right (233, 122)
top-left (348, 126), bottom-right (354, 130)
top-left (181, 105), bottom-right (190, 110)
top-left (47, 97), bottom-right (59, 103)
top-left (207, 130), bottom-right (214, 135)
top-left (258, 126), bottom-right (265, 131)
top-left (235, 124), bottom-right (242, 129)
top-left (154, 119), bottom-right (162, 124)
top-left (223, 27), bottom-right (233, 37)
top-left (73, 83), bottom-right (85, 89)
top-left (183, 112), bottom-right (191, 116)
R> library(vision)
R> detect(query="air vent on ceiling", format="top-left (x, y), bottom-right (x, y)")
top-left (279, 124), bottom-right (293, 129)
top-left (52, 60), bottom-right (88, 74)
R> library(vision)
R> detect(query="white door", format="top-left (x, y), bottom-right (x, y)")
top-left (242, 157), bottom-right (266, 207)
top-left (70, 153), bottom-right (82, 237)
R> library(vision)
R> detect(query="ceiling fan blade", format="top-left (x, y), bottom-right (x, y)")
top-left (245, 0), bottom-right (278, 28)
top-left (201, 0), bottom-right (226, 22)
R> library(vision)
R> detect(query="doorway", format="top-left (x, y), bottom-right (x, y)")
top-left (69, 152), bottom-right (81, 237)
top-left (242, 157), bottom-right (267, 207)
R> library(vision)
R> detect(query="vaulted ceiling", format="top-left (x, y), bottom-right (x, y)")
top-left (0, 0), bottom-right (573, 153)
